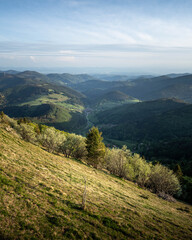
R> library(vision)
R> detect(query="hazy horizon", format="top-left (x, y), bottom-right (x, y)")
top-left (1, 66), bottom-right (191, 77)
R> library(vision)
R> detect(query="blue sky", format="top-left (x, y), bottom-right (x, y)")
top-left (0, 0), bottom-right (192, 73)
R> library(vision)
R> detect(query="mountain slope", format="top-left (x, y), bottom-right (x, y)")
top-left (92, 90), bottom-right (139, 110)
top-left (0, 70), bottom-right (20, 75)
top-left (0, 71), bottom-right (84, 104)
top-left (95, 98), bottom-right (192, 143)
top-left (117, 74), bottom-right (192, 102)
top-left (96, 98), bottom-right (189, 137)
top-left (97, 90), bottom-right (134, 102)
top-left (0, 125), bottom-right (192, 240)
top-left (72, 74), bottom-right (192, 103)
top-left (0, 103), bottom-right (84, 131)
top-left (0, 71), bottom-right (86, 131)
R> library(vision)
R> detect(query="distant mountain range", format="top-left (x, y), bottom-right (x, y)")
top-left (47, 73), bottom-right (98, 86)
top-left (1, 70), bottom-right (192, 103)
top-left (72, 73), bottom-right (192, 103)
top-left (0, 69), bottom-right (20, 74)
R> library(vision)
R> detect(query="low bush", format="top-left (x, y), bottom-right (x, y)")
top-left (147, 164), bottom-right (181, 195)
top-left (59, 133), bottom-right (87, 159)
top-left (38, 126), bottom-right (66, 153)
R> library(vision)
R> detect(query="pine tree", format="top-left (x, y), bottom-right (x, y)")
top-left (86, 127), bottom-right (105, 169)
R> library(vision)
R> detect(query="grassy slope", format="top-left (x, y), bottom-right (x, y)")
top-left (0, 126), bottom-right (192, 240)
top-left (93, 91), bottom-right (140, 111)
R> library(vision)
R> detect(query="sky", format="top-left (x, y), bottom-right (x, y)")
top-left (0, 0), bottom-right (192, 74)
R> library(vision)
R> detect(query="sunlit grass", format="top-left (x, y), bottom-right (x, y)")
top-left (96, 99), bottom-right (140, 111)
top-left (0, 126), bottom-right (192, 239)
top-left (18, 93), bottom-right (84, 113)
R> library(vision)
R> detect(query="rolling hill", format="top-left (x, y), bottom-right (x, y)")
top-left (47, 73), bottom-right (98, 86)
top-left (0, 71), bottom-right (86, 132)
top-left (0, 121), bottom-right (192, 239)
top-left (97, 90), bottom-right (135, 102)
top-left (0, 70), bottom-right (20, 75)
top-left (0, 71), bottom-right (84, 104)
top-left (130, 74), bottom-right (192, 102)
top-left (91, 74), bottom-right (135, 82)
top-left (115, 74), bottom-right (192, 103)
top-left (95, 98), bottom-right (189, 140)
top-left (72, 74), bottom-right (192, 103)
top-left (92, 90), bottom-right (139, 110)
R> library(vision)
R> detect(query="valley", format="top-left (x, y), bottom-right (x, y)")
top-left (0, 70), bottom-right (192, 204)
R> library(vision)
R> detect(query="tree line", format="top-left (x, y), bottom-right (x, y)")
top-left (0, 112), bottom-right (183, 201)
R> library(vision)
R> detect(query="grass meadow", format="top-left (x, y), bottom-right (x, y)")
top-left (0, 125), bottom-right (191, 239)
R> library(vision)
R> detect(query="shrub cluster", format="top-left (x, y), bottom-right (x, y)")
top-left (1, 114), bottom-right (181, 198)
top-left (1, 115), bottom-right (87, 161)
top-left (105, 146), bottom-right (180, 196)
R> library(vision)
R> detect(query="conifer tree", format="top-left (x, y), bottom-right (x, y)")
top-left (86, 127), bottom-right (105, 168)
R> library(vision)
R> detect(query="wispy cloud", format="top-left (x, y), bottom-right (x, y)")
top-left (0, 0), bottom-right (192, 72)
top-left (1, 41), bottom-right (192, 71)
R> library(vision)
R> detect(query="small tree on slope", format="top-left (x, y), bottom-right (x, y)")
top-left (86, 127), bottom-right (105, 169)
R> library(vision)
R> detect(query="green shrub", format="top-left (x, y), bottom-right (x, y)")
top-left (147, 164), bottom-right (181, 195)
top-left (60, 133), bottom-right (87, 159)
top-left (38, 127), bottom-right (66, 153)
top-left (126, 153), bottom-right (152, 187)
top-left (17, 123), bottom-right (37, 143)
top-left (105, 146), bottom-right (130, 178)
top-left (105, 146), bottom-right (151, 186)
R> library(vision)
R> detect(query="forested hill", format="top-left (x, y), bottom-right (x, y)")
top-left (0, 71), bottom-right (87, 132)
top-left (47, 73), bottom-right (98, 85)
top-left (94, 98), bottom-right (192, 178)
top-left (127, 74), bottom-right (192, 102)
top-left (72, 73), bottom-right (192, 103)
top-left (95, 98), bottom-right (190, 142)
top-left (0, 71), bottom-right (84, 104)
